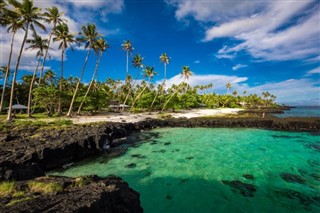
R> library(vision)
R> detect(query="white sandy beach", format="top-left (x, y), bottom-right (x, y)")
top-left (70, 108), bottom-right (243, 124)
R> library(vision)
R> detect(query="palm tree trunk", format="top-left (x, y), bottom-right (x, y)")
top-left (7, 24), bottom-right (29, 121)
top-left (77, 52), bottom-right (102, 115)
top-left (130, 78), bottom-right (150, 111)
top-left (126, 50), bottom-right (128, 78)
top-left (57, 49), bottom-right (65, 115)
top-left (0, 31), bottom-right (16, 113)
top-left (66, 47), bottom-right (91, 117)
top-left (122, 67), bottom-right (140, 110)
top-left (151, 63), bottom-right (166, 110)
top-left (39, 26), bottom-right (54, 86)
top-left (161, 83), bottom-right (183, 112)
top-left (27, 57), bottom-right (41, 117)
top-left (150, 81), bottom-right (165, 109)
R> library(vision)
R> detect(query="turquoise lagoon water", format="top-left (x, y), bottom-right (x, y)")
top-left (274, 106), bottom-right (320, 118)
top-left (49, 128), bottom-right (320, 212)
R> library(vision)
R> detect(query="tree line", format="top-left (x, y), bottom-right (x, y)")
top-left (0, 0), bottom-right (278, 120)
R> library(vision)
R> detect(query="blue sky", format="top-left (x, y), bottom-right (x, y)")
top-left (0, 0), bottom-right (319, 105)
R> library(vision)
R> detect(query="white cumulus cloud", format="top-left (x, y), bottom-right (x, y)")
top-left (232, 64), bottom-right (248, 71)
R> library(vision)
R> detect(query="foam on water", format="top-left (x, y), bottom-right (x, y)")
top-left (49, 128), bottom-right (320, 212)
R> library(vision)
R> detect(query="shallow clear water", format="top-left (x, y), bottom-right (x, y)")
top-left (274, 106), bottom-right (320, 118)
top-left (49, 128), bottom-right (320, 212)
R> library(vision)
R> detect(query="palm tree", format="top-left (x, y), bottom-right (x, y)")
top-left (39, 6), bottom-right (66, 85)
top-left (122, 53), bottom-right (143, 108)
top-left (130, 66), bottom-right (156, 110)
top-left (226, 82), bottom-right (232, 94)
top-left (162, 66), bottom-right (192, 111)
top-left (52, 23), bottom-right (75, 115)
top-left (67, 23), bottom-right (101, 116)
top-left (160, 53), bottom-right (170, 82)
top-left (43, 69), bottom-right (56, 85)
top-left (121, 40), bottom-right (133, 80)
top-left (77, 38), bottom-right (109, 114)
top-left (0, 0), bottom-right (8, 26)
top-left (25, 33), bottom-right (48, 117)
top-left (150, 53), bottom-right (170, 109)
top-left (7, 0), bottom-right (45, 121)
top-left (0, 9), bottom-right (22, 112)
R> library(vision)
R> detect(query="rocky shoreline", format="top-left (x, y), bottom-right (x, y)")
top-left (0, 116), bottom-right (319, 212)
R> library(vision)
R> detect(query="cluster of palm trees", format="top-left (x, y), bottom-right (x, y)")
top-left (0, 0), bottom-right (278, 120)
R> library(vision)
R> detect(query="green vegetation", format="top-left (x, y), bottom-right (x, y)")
top-left (0, 181), bottom-right (15, 197)
top-left (28, 181), bottom-right (63, 194)
top-left (74, 176), bottom-right (92, 187)
top-left (0, 0), bottom-right (279, 122)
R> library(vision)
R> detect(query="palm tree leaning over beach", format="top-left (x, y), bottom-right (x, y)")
top-left (150, 53), bottom-right (170, 109)
top-left (25, 33), bottom-right (49, 117)
top-left (67, 23), bottom-right (101, 117)
top-left (0, 9), bottom-right (22, 113)
top-left (77, 38), bottom-right (109, 115)
top-left (7, 0), bottom-right (45, 121)
top-left (53, 23), bottom-right (75, 115)
top-left (131, 66), bottom-right (156, 110)
top-left (39, 6), bottom-right (66, 85)
top-left (162, 66), bottom-right (192, 111)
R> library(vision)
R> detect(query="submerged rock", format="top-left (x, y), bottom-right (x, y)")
top-left (125, 163), bottom-right (137, 168)
top-left (280, 173), bottom-right (305, 184)
top-left (243, 174), bottom-right (254, 180)
top-left (222, 180), bottom-right (257, 197)
top-left (274, 189), bottom-right (320, 209)
top-left (0, 175), bottom-right (143, 213)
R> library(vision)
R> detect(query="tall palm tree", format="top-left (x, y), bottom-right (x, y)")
top-left (0, 0), bottom-right (8, 26)
top-left (130, 66), bottom-right (156, 110)
top-left (52, 23), bottom-right (75, 115)
top-left (162, 66), bottom-right (192, 111)
top-left (67, 23), bottom-right (101, 116)
top-left (25, 33), bottom-right (48, 117)
top-left (160, 53), bottom-right (170, 82)
top-left (226, 82), bottom-right (232, 94)
top-left (43, 69), bottom-right (56, 85)
top-left (77, 37), bottom-right (109, 114)
top-left (0, 9), bottom-right (22, 112)
top-left (150, 53), bottom-right (170, 109)
top-left (121, 40), bottom-right (133, 80)
top-left (122, 53), bottom-right (143, 108)
top-left (39, 6), bottom-right (65, 85)
top-left (7, 0), bottom-right (45, 121)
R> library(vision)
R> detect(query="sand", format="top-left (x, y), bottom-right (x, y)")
top-left (70, 108), bottom-right (243, 124)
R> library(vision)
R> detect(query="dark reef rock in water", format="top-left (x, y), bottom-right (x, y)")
top-left (0, 175), bottom-right (143, 213)
top-left (280, 173), bottom-right (306, 184)
top-left (243, 174), bottom-right (254, 180)
top-left (222, 180), bottom-right (257, 197)
top-left (180, 178), bottom-right (189, 183)
top-left (166, 195), bottom-right (173, 200)
top-left (305, 144), bottom-right (320, 152)
top-left (131, 154), bottom-right (146, 159)
top-left (185, 156), bottom-right (194, 160)
top-left (125, 163), bottom-right (137, 168)
top-left (164, 142), bottom-right (171, 146)
top-left (272, 135), bottom-right (303, 139)
top-left (274, 189), bottom-right (320, 209)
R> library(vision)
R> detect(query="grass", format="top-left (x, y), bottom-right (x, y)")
top-left (7, 197), bottom-right (32, 206)
top-left (28, 181), bottom-right (63, 194)
top-left (157, 113), bottom-right (173, 119)
top-left (0, 181), bottom-right (15, 197)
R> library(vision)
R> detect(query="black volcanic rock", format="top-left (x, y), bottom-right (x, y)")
top-left (0, 175), bottom-right (143, 213)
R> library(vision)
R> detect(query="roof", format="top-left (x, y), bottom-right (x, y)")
top-left (6, 104), bottom-right (28, 110)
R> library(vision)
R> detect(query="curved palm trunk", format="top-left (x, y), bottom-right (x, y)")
top-left (77, 51), bottom-right (102, 115)
top-left (126, 50), bottom-right (128, 78)
top-left (161, 83), bottom-right (183, 112)
top-left (150, 63), bottom-right (166, 110)
top-left (150, 81), bottom-right (165, 110)
top-left (66, 47), bottom-right (91, 117)
top-left (39, 25), bottom-right (55, 86)
top-left (7, 24), bottom-right (29, 121)
top-left (57, 49), bottom-right (65, 115)
top-left (130, 78), bottom-right (150, 111)
top-left (0, 31), bottom-right (16, 112)
top-left (122, 67), bottom-right (140, 111)
top-left (27, 57), bottom-right (41, 117)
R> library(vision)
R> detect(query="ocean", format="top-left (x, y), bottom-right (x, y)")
top-left (49, 128), bottom-right (320, 212)
top-left (274, 106), bottom-right (320, 118)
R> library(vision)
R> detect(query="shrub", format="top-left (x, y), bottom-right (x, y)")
top-left (0, 181), bottom-right (15, 197)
